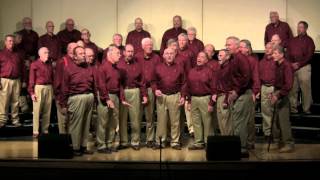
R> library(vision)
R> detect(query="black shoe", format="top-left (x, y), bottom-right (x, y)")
top-left (152, 144), bottom-right (161, 150)
top-left (131, 145), bottom-right (140, 151)
top-left (110, 147), bottom-right (118, 152)
top-left (172, 144), bottom-right (182, 150)
top-left (117, 144), bottom-right (129, 150)
top-left (97, 148), bottom-right (111, 154)
top-left (82, 149), bottom-right (94, 155)
top-left (73, 150), bottom-right (83, 156)
top-left (146, 141), bottom-right (154, 148)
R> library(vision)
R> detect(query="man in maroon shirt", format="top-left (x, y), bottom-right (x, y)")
top-left (0, 35), bottom-right (26, 128)
top-left (187, 27), bottom-right (204, 58)
top-left (125, 18), bottom-right (151, 54)
top-left (81, 29), bottom-right (101, 58)
top-left (287, 21), bottom-right (315, 114)
top-left (264, 11), bottom-right (293, 48)
top-left (54, 42), bottom-right (77, 134)
top-left (225, 36), bottom-right (252, 156)
top-left (270, 45), bottom-right (294, 153)
top-left (239, 39), bottom-right (261, 150)
top-left (102, 34), bottom-right (125, 61)
top-left (160, 15), bottom-right (187, 55)
top-left (135, 37), bottom-right (161, 147)
top-left (259, 42), bottom-right (277, 139)
top-left (38, 21), bottom-right (62, 65)
top-left (186, 51), bottom-right (215, 150)
top-left (17, 17), bottom-right (39, 59)
top-left (57, 18), bottom-right (81, 54)
top-left (117, 44), bottom-right (147, 150)
top-left (60, 46), bottom-right (95, 156)
top-left (152, 48), bottom-right (186, 150)
top-left (96, 45), bottom-right (125, 153)
top-left (28, 47), bottom-right (53, 137)
top-left (214, 49), bottom-right (233, 135)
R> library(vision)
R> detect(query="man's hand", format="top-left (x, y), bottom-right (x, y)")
top-left (106, 99), bottom-right (115, 109)
top-left (228, 90), bottom-right (238, 105)
top-left (291, 62), bottom-right (300, 71)
top-left (212, 94), bottom-right (217, 102)
top-left (155, 90), bottom-right (162, 97)
top-left (186, 102), bottom-right (191, 111)
top-left (270, 94), bottom-right (278, 105)
top-left (178, 97), bottom-right (185, 106)
top-left (208, 105), bottom-right (214, 112)
top-left (142, 96), bottom-right (148, 105)
top-left (22, 82), bottom-right (27, 88)
top-left (61, 107), bottom-right (68, 115)
top-left (122, 101), bottom-right (132, 108)
top-left (31, 94), bottom-right (37, 102)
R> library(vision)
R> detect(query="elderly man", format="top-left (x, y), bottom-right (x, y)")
top-left (28, 47), bottom-right (53, 137)
top-left (152, 47), bottom-right (186, 150)
top-left (270, 45), bottom-right (294, 153)
top-left (287, 21), bottom-right (315, 114)
top-left (38, 21), bottom-right (61, 64)
top-left (239, 39), bottom-right (261, 150)
top-left (117, 44), bottom-right (147, 150)
top-left (225, 36), bottom-right (252, 156)
top-left (0, 35), bottom-right (26, 128)
top-left (57, 18), bottom-right (81, 54)
top-left (60, 46), bottom-right (95, 156)
top-left (81, 29), bottom-right (100, 58)
top-left (186, 51), bottom-right (215, 150)
top-left (54, 42), bottom-right (78, 134)
top-left (160, 15), bottom-right (187, 55)
top-left (17, 17), bottom-right (39, 59)
top-left (259, 42), bottom-right (277, 139)
top-left (204, 44), bottom-right (219, 72)
top-left (175, 33), bottom-right (194, 136)
top-left (135, 38), bottom-right (161, 147)
top-left (214, 49), bottom-right (233, 135)
top-left (103, 34), bottom-right (125, 60)
top-left (126, 17), bottom-right (151, 54)
top-left (264, 11), bottom-right (293, 47)
top-left (187, 27), bottom-right (204, 57)
top-left (97, 46), bottom-right (123, 153)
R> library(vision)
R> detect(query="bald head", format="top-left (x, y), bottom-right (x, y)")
top-left (22, 17), bottom-right (32, 30)
top-left (270, 11), bottom-right (279, 24)
top-left (135, 17), bottom-right (143, 31)
top-left (46, 21), bottom-right (55, 34)
top-left (67, 42), bottom-right (78, 58)
top-left (65, 18), bottom-right (75, 31)
top-left (38, 47), bottom-right (49, 62)
top-left (271, 34), bottom-right (281, 46)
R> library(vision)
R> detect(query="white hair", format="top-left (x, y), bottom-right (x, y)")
top-left (141, 37), bottom-right (152, 46)
top-left (187, 27), bottom-right (197, 34)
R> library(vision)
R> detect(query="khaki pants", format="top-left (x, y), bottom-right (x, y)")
top-left (261, 85), bottom-right (274, 136)
top-left (96, 94), bottom-right (119, 149)
top-left (155, 93), bottom-right (181, 146)
top-left (143, 88), bottom-right (155, 142)
top-left (247, 99), bottom-right (256, 147)
top-left (231, 89), bottom-right (253, 150)
top-left (216, 95), bottom-right (233, 135)
top-left (32, 85), bottom-right (53, 134)
top-left (273, 96), bottom-right (294, 146)
top-left (0, 78), bottom-right (21, 125)
top-left (184, 102), bottom-right (193, 134)
top-left (119, 88), bottom-right (141, 146)
top-left (67, 93), bottom-right (94, 150)
top-left (191, 95), bottom-right (213, 146)
top-left (56, 101), bottom-right (67, 134)
top-left (289, 64), bottom-right (312, 113)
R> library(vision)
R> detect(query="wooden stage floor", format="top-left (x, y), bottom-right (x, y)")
top-left (0, 136), bottom-right (320, 162)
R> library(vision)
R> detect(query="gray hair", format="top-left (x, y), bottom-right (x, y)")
top-left (178, 33), bottom-right (188, 40)
top-left (107, 45), bottom-right (119, 55)
top-left (272, 45), bottom-right (285, 54)
top-left (240, 39), bottom-right (253, 55)
top-left (167, 38), bottom-right (177, 47)
top-left (141, 37), bottom-right (152, 46)
top-left (187, 27), bottom-right (197, 34)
